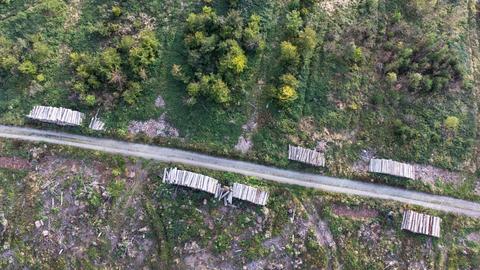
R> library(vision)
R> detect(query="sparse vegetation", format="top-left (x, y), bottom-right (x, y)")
top-left (0, 140), bottom-right (478, 269)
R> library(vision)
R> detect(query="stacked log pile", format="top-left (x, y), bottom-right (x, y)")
top-left (89, 117), bottom-right (105, 131)
top-left (232, 183), bottom-right (269, 206)
top-left (288, 145), bottom-right (325, 167)
top-left (368, 159), bottom-right (415, 179)
top-left (401, 210), bottom-right (441, 237)
top-left (163, 168), bottom-right (221, 195)
top-left (27, 106), bottom-right (84, 126)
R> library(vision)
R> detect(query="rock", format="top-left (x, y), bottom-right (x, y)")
top-left (234, 135), bottom-right (253, 154)
top-left (35, 220), bottom-right (43, 229)
top-left (70, 164), bottom-right (78, 173)
top-left (155, 95), bottom-right (166, 108)
top-left (138, 227), bottom-right (149, 233)
top-left (0, 213), bottom-right (7, 236)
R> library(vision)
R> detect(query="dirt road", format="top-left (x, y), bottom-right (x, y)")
top-left (0, 125), bottom-right (479, 217)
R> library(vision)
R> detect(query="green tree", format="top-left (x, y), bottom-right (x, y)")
top-left (198, 74), bottom-right (230, 104)
top-left (101, 47), bottom-right (121, 70)
top-left (84, 94), bottom-right (96, 106)
top-left (122, 82), bottom-right (142, 105)
top-left (277, 85), bottom-right (298, 105)
top-left (219, 39), bottom-right (247, 74)
top-left (243, 14), bottom-right (263, 51)
top-left (186, 6), bottom-right (219, 33)
top-left (18, 60), bottom-right (37, 75)
top-left (280, 41), bottom-right (300, 66)
top-left (221, 10), bottom-right (243, 40)
top-left (280, 73), bottom-right (299, 88)
top-left (408, 72), bottom-right (422, 91)
top-left (111, 6), bottom-right (122, 17)
top-left (285, 10), bottom-right (303, 36)
top-left (297, 27), bottom-right (317, 54)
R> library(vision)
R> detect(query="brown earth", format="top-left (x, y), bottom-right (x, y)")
top-left (332, 204), bottom-right (379, 219)
top-left (0, 157), bottom-right (30, 170)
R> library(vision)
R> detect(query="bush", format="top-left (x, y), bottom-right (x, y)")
top-left (18, 61), bottom-right (37, 76)
top-left (277, 85), bottom-right (298, 105)
top-left (111, 6), bottom-right (122, 17)
top-left (386, 72), bottom-right (397, 84)
top-left (444, 116), bottom-right (459, 131)
top-left (280, 41), bottom-right (300, 66)
top-left (285, 10), bottom-right (303, 36)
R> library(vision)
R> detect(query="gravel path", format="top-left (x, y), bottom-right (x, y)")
top-left (0, 125), bottom-right (479, 217)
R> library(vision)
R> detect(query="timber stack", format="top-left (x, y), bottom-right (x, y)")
top-left (163, 168), bottom-right (221, 195)
top-left (368, 158), bottom-right (415, 179)
top-left (27, 106), bottom-right (85, 126)
top-left (401, 210), bottom-right (441, 237)
top-left (288, 145), bottom-right (325, 167)
top-left (232, 183), bottom-right (269, 206)
top-left (89, 117), bottom-right (106, 131)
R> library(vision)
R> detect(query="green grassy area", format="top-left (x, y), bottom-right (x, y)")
top-left (0, 0), bottom-right (479, 202)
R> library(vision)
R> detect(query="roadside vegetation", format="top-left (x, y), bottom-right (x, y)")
top-left (0, 1), bottom-right (479, 201)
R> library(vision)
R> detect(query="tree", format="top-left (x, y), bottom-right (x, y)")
top-left (408, 72), bottom-right (422, 91)
top-left (219, 39), bottom-right (247, 74)
top-left (111, 6), bottom-right (122, 17)
top-left (101, 47), bottom-right (121, 70)
top-left (128, 31), bottom-right (159, 74)
top-left (221, 10), bottom-right (243, 40)
top-left (243, 14), bottom-right (263, 51)
top-left (122, 82), bottom-right (142, 105)
top-left (285, 10), bottom-right (303, 36)
top-left (277, 85), bottom-right (298, 104)
top-left (186, 6), bottom-right (219, 33)
top-left (280, 73), bottom-right (299, 88)
top-left (280, 41), bottom-right (300, 66)
top-left (84, 94), bottom-right (96, 106)
top-left (18, 61), bottom-right (37, 76)
top-left (187, 74), bottom-right (231, 105)
top-left (297, 27), bottom-right (317, 54)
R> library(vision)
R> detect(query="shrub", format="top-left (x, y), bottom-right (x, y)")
top-left (285, 10), bottom-right (303, 36)
top-left (444, 116), bottom-right (459, 131)
top-left (386, 72), bottom-right (397, 84)
top-left (111, 6), bottom-right (122, 17)
top-left (18, 61), bottom-right (37, 76)
top-left (277, 85), bottom-right (298, 104)
top-left (219, 39), bottom-right (247, 74)
top-left (408, 72), bottom-right (423, 91)
top-left (280, 41), bottom-right (300, 66)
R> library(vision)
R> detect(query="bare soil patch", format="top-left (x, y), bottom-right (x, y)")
top-left (466, 232), bottom-right (480, 243)
top-left (0, 157), bottom-right (30, 170)
top-left (475, 182), bottom-right (480, 196)
top-left (128, 113), bottom-right (179, 138)
top-left (155, 95), bottom-right (166, 108)
top-left (234, 112), bottom-right (257, 154)
top-left (332, 204), bottom-right (378, 219)
top-left (320, 0), bottom-right (357, 15)
top-left (414, 164), bottom-right (463, 185)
